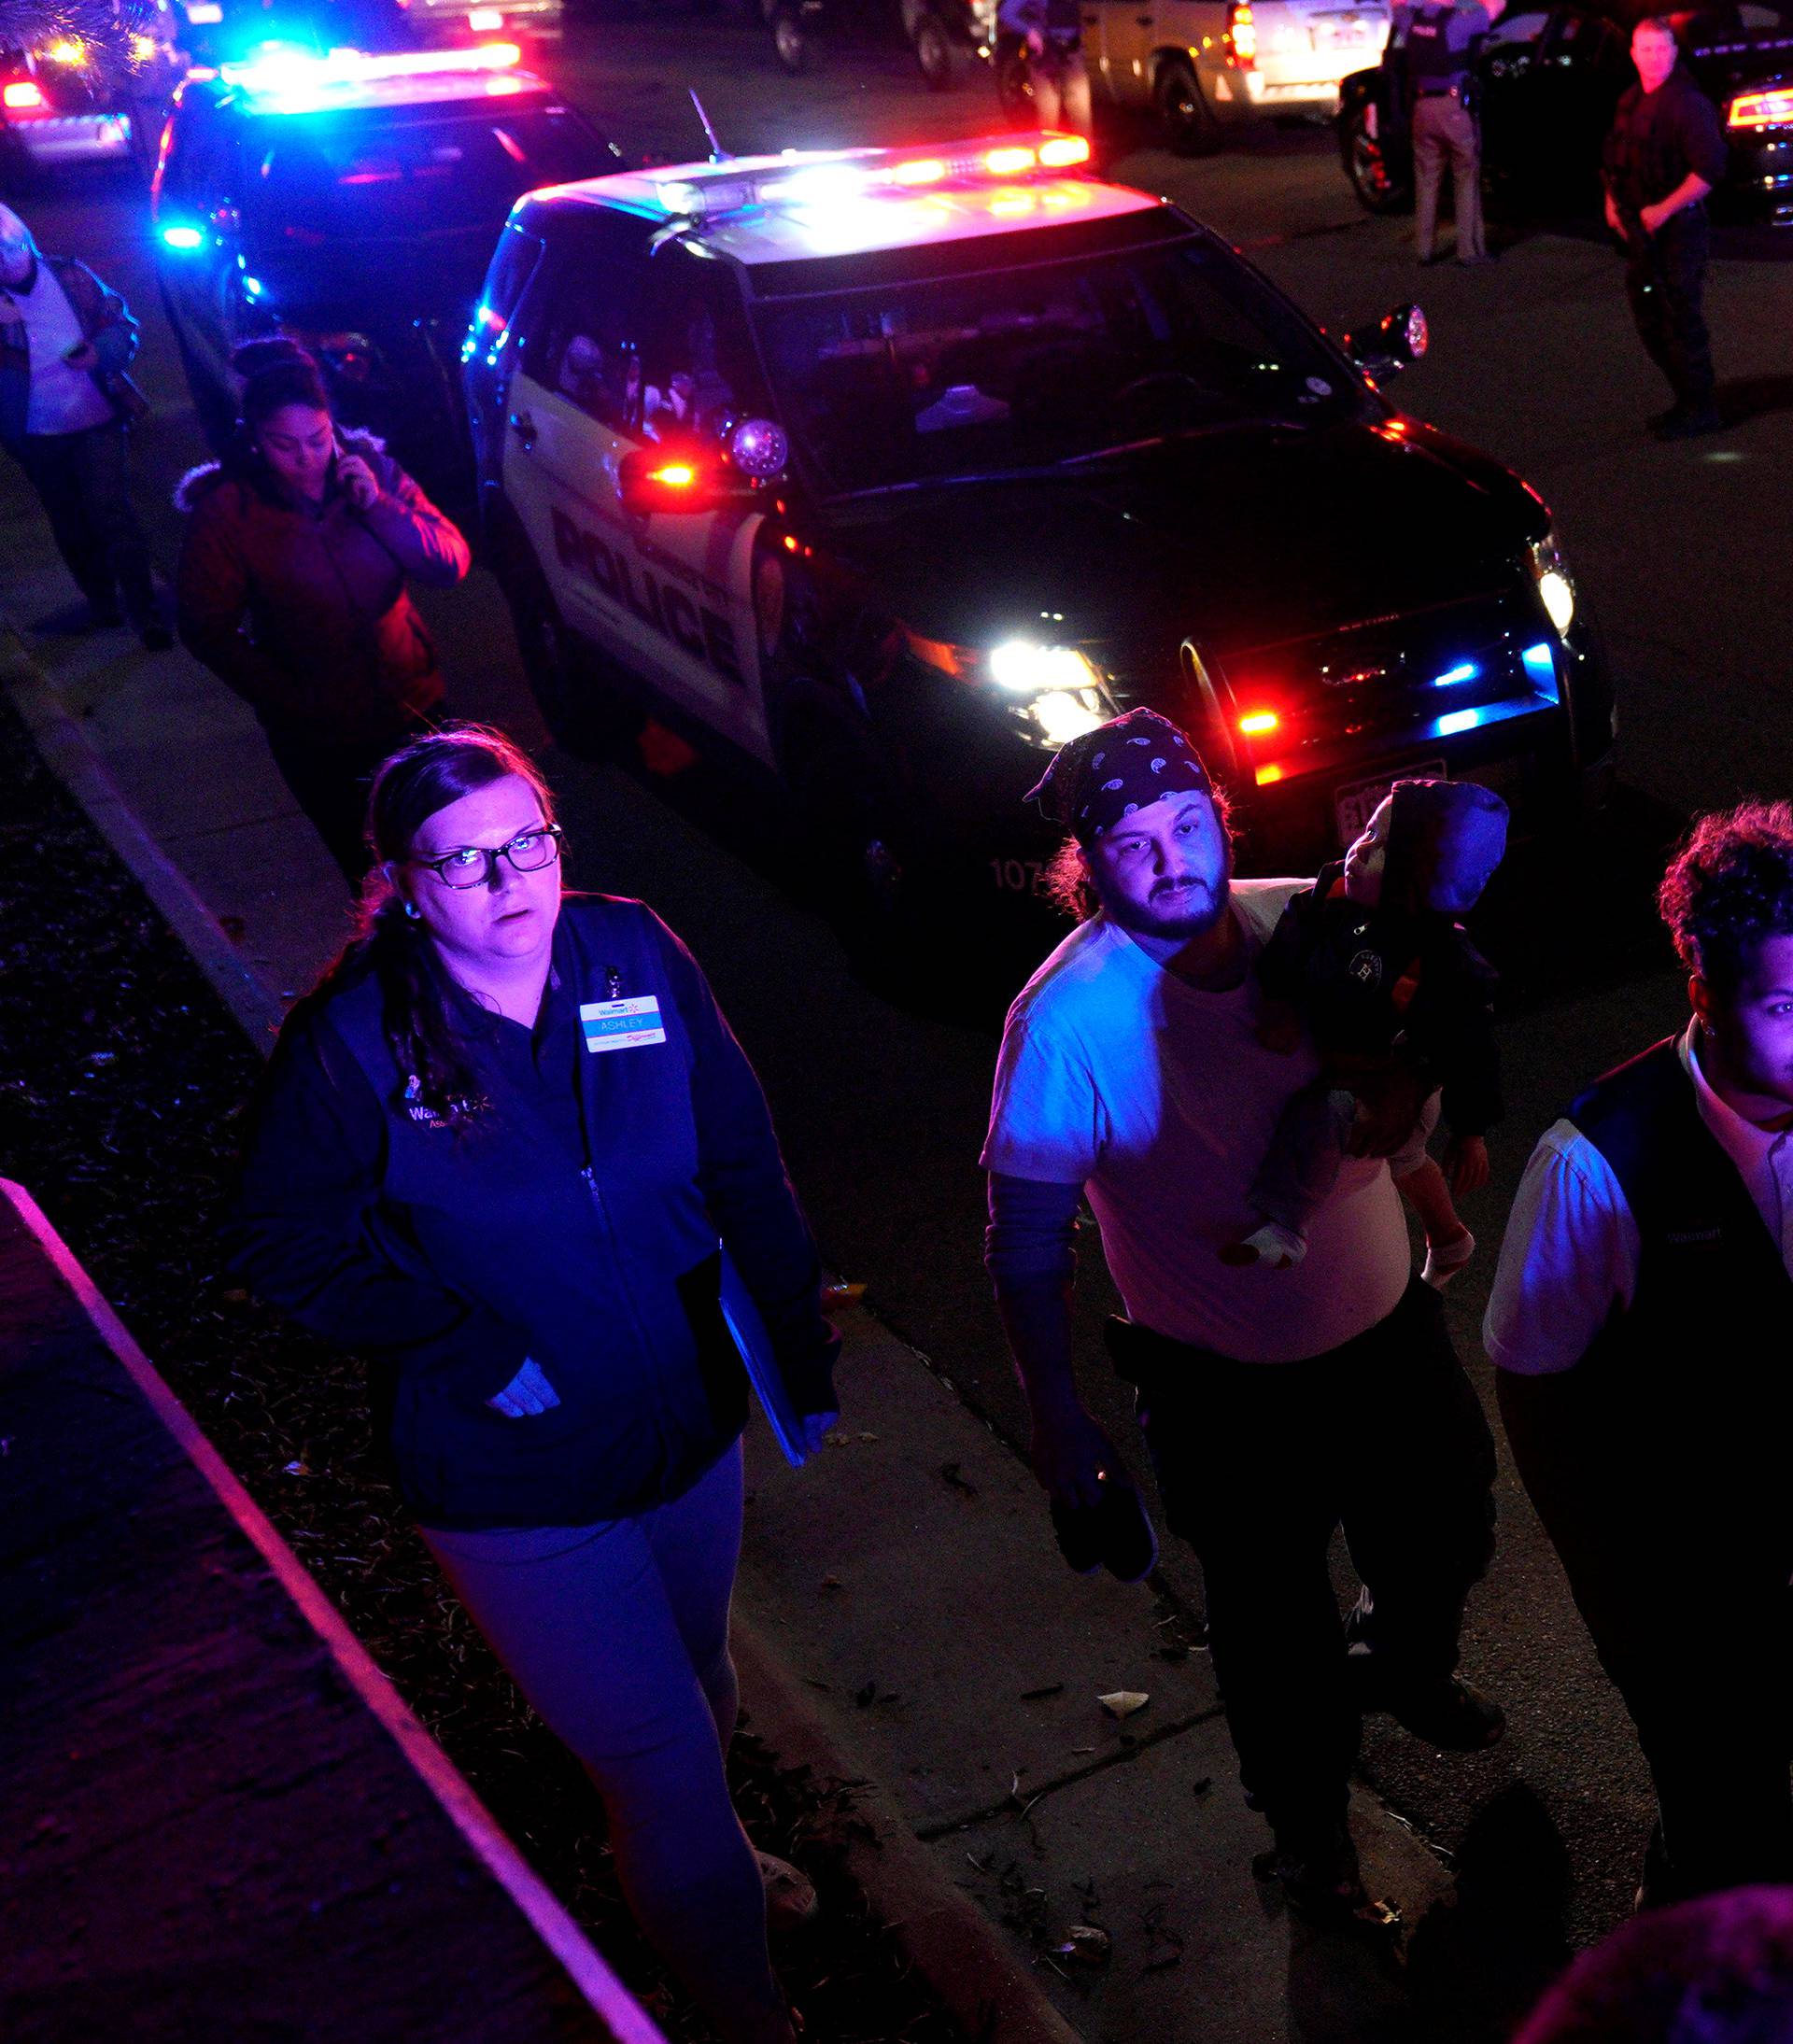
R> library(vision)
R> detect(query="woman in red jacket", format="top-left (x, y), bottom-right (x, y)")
top-left (176, 339), bottom-right (471, 885)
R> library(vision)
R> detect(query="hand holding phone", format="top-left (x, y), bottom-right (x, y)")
top-left (332, 435), bottom-right (380, 511)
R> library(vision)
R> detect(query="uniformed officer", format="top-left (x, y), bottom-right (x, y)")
top-left (1602, 17), bottom-right (1729, 440)
top-left (1388, 0), bottom-right (1505, 265)
top-left (998, 0), bottom-right (1093, 136)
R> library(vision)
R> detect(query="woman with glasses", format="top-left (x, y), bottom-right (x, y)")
top-left (226, 726), bottom-right (840, 2044)
top-left (175, 338), bottom-right (471, 886)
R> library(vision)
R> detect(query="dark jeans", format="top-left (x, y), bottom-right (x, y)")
top-left (1623, 206), bottom-right (1715, 410)
top-left (264, 719), bottom-right (431, 889)
top-left (1118, 1278), bottom-right (1497, 1837)
top-left (13, 421), bottom-right (156, 618)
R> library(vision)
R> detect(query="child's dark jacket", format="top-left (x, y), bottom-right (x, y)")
top-left (1256, 860), bottom-right (1502, 1136)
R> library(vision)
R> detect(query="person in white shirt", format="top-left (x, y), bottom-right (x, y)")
top-left (982, 707), bottom-right (1502, 1921)
top-left (1489, 798), bottom-right (1793, 1907)
top-left (0, 203), bottom-right (165, 646)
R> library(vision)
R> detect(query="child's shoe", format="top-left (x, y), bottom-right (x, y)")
top-left (1221, 1220), bottom-right (1307, 1270)
top-left (1421, 1228), bottom-right (1475, 1289)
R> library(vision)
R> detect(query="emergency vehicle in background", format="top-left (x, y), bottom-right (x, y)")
top-left (1, 28), bottom-right (146, 183)
top-left (465, 132), bottom-right (1612, 952)
top-left (152, 39), bottom-right (621, 495)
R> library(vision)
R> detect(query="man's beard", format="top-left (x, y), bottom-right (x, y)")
top-left (1107, 873), bottom-right (1230, 940)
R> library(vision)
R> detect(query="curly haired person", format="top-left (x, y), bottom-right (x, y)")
top-left (1489, 799), bottom-right (1793, 1906)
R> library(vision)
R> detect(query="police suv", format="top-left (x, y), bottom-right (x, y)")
top-left (153, 41), bottom-right (620, 490)
top-left (467, 135), bottom-right (1614, 934)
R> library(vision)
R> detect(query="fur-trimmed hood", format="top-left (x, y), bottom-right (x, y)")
top-left (173, 425), bottom-right (390, 515)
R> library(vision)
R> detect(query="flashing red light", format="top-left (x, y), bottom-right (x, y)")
top-left (891, 156), bottom-right (949, 185)
top-left (1237, 710), bottom-right (1278, 736)
top-left (649, 462), bottom-right (698, 488)
top-left (1227, 1), bottom-right (1257, 67)
top-left (984, 144), bottom-right (1037, 176)
top-left (1729, 86), bottom-right (1793, 127)
top-left (4, 79), bottom-right (47, 109)
top-left (1038, 134), bottom-right (1091, 168)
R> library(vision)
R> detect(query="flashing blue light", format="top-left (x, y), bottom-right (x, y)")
top-left (1433, 661), bottom-right (1479, 688)
top-left (1437, 707), bottom-right (1483, 737)
top-left (242, 275), bottom-right (263, 299)
top-left (1520, 641), bottom-right (1560, 702)
top-left (161, 223), bottom-right (204, 250)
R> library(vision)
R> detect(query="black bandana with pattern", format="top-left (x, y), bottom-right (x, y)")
top-left (1024, 708), bottom-right (1214, 847)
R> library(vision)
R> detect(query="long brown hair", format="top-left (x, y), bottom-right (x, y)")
top-left (321, 725), bottom-right (559, 1126)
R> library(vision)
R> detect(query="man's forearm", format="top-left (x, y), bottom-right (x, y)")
top-left (996, 1280), bottom-right (1083, 1417)
top-left (1656, 172), bottom-right (1713, 219)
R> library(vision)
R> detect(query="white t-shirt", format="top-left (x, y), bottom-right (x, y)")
top-left (20, 262), bottom-right (113, 436)
top-left (1485, 1022), bottom-right (1793, 1375)
top-left (981, 881), bottom-right (1414, 1363)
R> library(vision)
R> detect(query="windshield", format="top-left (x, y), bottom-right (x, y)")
top-left (245, 102), bottom-right (614, 245)
top-left (753, 233), bottom-right (1369, 496)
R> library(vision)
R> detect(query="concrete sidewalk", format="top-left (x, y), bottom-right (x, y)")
top-left (3, 486), bottom-right (1489, 2042)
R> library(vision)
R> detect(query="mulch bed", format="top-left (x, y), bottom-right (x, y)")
top-left (0, 682), bottom-right (960, 2044)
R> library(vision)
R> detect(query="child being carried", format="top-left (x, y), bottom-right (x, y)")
top-left (1223, 777), bottom-right (1508, 1281)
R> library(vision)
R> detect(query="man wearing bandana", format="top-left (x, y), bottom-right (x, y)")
top-left (981, 708), bottom-right (1501, 1919)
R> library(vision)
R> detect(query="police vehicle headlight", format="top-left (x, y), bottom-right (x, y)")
top-left (988, 641), bottom-right (1114, 745)
top-left (1529, 532), bottom-right (1576, 640)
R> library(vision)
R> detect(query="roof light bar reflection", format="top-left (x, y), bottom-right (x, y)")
top-left (1437, 708), bottom-right (1483, 737)
top-left (1433, 661), bottom-right (1478, 687)
top-left (1520, 641), bottom-right (1560, 702)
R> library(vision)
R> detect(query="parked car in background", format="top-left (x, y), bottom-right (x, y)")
top-left (998, 0), bottom-right (1391, 152)
top-left (1339, 0), bottom-right (1793, 226)
top-left (1, 34), bottom-right (138, 185)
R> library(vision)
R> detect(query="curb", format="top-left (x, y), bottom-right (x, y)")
top-left (732, 1617), bottom-right (1085, 2044)
top-left (1, 625), bottom-right (289, 1049)
top-left (4, 613), bottom-right (1090, 2043)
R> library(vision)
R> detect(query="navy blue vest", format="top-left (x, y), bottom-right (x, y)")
top-left (1568, 1036), bottom-right (1793, 1571)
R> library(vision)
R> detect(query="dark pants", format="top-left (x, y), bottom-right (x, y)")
top-left (264, 719), bottom-right (431, 888)
top-left (1122, 1278), bottom-right (1497, 1837)
top-left (1623, 207), bottom-right (1715, 411)
top-left (13, 421), bottom-right (156, 619)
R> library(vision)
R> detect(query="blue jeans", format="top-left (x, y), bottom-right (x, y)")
top-left (421, 1442), bottom-right (782, 2037)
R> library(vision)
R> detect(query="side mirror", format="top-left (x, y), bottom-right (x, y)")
top-left (1344, 302), bottom-right (1429, 375)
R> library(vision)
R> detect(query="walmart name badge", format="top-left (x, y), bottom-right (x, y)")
top-left (579, 996), bottom-right (667, 1054)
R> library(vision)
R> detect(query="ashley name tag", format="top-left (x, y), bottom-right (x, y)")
top-left (579, 995), bottom-right (667, 1053)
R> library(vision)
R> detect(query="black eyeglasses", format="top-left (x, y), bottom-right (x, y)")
top-left (411, 823), bottom-right (565, 890)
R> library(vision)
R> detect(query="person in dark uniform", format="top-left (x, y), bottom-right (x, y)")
top-left (1489, 801), bottom-right (1793, 1906)
top-left (998, 0), bottom-right (1092, 135)
top-left (1602, 17), bottom-right (1729, 439)
top-left (1387, 0), bottom-right (1505, 264)
top-left (227, 726), bottom-right (840, 2043)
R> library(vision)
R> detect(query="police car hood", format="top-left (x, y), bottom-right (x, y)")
top-left (820, 417), bottom-right (1546, 657)
top-left (246, 227), bottom-right (498, 331)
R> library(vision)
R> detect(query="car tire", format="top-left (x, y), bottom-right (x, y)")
top-left (504, 555), bottom-right (642, 761)
top-left (781, 708), bottom-right (911, 945)
top-left (1344, 102), bottom-right (1412, 214)
top-left (770, 3), bottom-right (818, 72)
top-left (913, 10), bottom-right (958, 90)
top-left (1156, 57), bottom-right (1222, 156)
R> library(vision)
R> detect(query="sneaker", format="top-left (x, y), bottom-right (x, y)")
top-left (1653, 403), bottom-right (1722, 441)
top-left (1220, 1219), bottom-right (1307, 1270)
top-left (756, 1851), bottom-right (819, 1936)
top-left (1348, 1654), bottom-right (1506, 1751)
top-left (1420, 1228), bottom-right (1475, 1289)
top-left (1263, 1818), bottom-right (1367, 1923)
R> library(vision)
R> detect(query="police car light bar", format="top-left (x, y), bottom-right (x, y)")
top-left (221, 40), bottom-right (521, 97)
top-left (654, 133), bottom-right (1092, 223)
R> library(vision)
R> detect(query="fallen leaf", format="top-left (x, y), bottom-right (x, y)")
top-left (1098, 1690), bottom-right (1149, 1720)
top-left (1056, 1924), bottom-right (1111, 1968)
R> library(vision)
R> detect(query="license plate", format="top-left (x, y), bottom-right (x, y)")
top-left (1334, 760), bottom-right (1446, 847)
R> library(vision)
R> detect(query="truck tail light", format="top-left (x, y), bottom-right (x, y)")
top-left (4, 79), bottom-right (47, 109)
top-left (1237, 709), bottom-right (1278, 736)
top-left (1227, 2), bottom-right (1257, 67)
